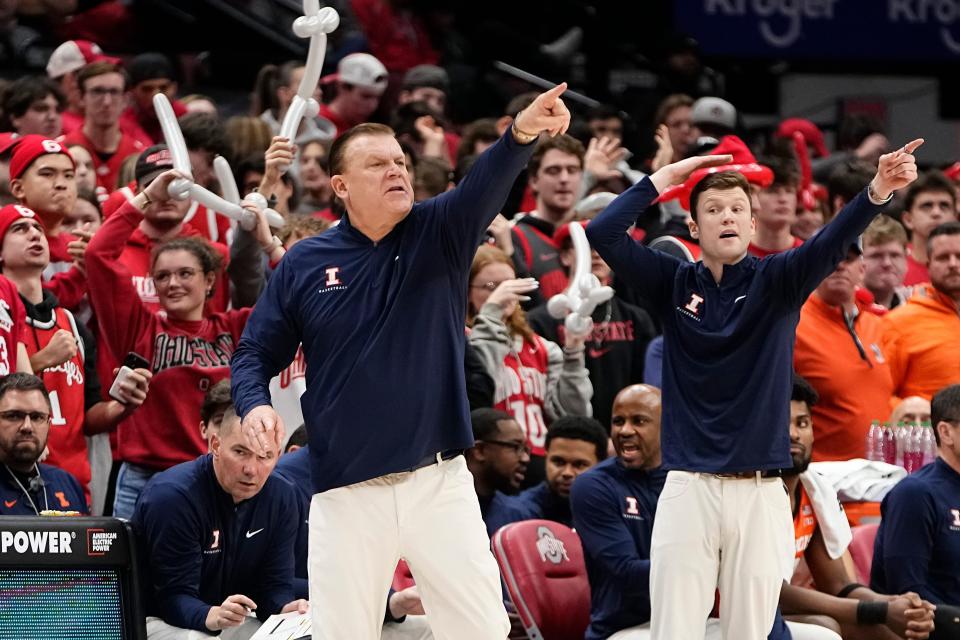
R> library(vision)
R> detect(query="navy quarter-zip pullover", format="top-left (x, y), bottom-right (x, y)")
top-left (570, 458), bottom-right (667, 639)
top-left (586, 178), bottom-right (883, 472)
top-left (0, 463), bottom-right (87, 515)
top-left (232, 128), bottom-right (536, 493)
top-left (132, 454), bottom-right (299, 632)
top-left (871, 457), bottom-right (960, 604)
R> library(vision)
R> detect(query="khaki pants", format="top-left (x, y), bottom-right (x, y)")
top-left (308, 455), bottom-right (508, 640)
top-left (650, 471), bottom-right (794, 640)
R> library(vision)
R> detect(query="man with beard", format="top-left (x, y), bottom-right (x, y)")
top-left (882, 222), bottom-right (960, 400)
top-left (466, 408), bottom-right (531, 536)
top-left (778, 375), bottom-right (935, 640)
top-left (0, 373), bottom-right (87, 515)
top-left (793, 241), bottom-right (893, 462)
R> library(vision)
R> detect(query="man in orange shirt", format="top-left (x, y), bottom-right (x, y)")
top-left (794, 241), bottom-right (893, 461)
top-left (882, 221), bottom-right (960, 400)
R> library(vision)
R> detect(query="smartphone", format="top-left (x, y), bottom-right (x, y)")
top-left (108, 352), bottom-right (150, 404)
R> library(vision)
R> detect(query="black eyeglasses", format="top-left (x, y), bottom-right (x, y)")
top-left (0, 410), bottom-right (51, 425)
top-left (482, 439), bottom-right (531, 456)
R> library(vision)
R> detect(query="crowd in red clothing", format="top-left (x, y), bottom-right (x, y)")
top-left (0, 7), bottom-right (958, 637)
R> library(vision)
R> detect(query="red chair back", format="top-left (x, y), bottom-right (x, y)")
top-left (492, 520), bottom-right (591, 640)
top-left (848, 523), bottom-right (880, 583)
top-left (391, 559), bottom-right (415, 592)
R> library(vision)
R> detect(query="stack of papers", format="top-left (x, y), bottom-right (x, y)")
top-left (249, 611), bottom-right (311, 640)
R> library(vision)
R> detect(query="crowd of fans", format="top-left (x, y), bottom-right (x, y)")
top-left (0, 3), bottom-right (958, 638)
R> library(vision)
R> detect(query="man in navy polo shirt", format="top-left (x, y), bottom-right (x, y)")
top-left (0, 373), bottom-right (87, 515)
top-left (872, 383), bottom-right (960, 639)
top-left (232, 84), bottom-right (572, 639)
top-left (132, 407), bottom-right (306, 639)
top-left (587, 138), bottom-right (924, 640)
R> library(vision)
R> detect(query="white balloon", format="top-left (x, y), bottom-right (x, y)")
top-left (153, 95), bottom-right (285, 230)
top-left (278, 2), bottom-right (339, 172)
top-left (546, 223), bottom-right (614, 339)
top-left (153, 94), bottom-right (192, 180)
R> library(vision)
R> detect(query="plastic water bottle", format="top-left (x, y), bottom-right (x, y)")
top-left (920, 422), bottom-right (938, 467)
top-left (904, 425), bottom-right (925, 473)
top-left (882, 423), bottom-right (897, 464)
top-left (895, 422), bottom-right (907, 467)
top-left (866, 421), bottom-right (882, 461)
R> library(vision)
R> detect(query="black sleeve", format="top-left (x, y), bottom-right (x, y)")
top-left (78, 321), bottom-right (102, 411)
top-left (464, 342), bottom-right (494, 410)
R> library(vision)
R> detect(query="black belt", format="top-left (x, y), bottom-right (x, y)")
top-left (713, 468), bottom-right (786, 479)
top-left (408, 449), bottom-right (463, 472)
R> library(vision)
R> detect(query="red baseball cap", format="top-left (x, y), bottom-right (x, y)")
top-left (0, 204), bottom-right (44, 244)
top-left (8, 136), bottom-right (75, 181)
top-left (944, 162), bottom-right (960, 181)
top-left (553, 220), bottom-right (589, 249)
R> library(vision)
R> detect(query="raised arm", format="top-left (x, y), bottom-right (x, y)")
top-left (586, 153), bottom-right (733, 307)
top-left (85, 174), bottom-right (182, 360)
top-left (428, 84), bottom-right (570, 263)
top-left (773, 139), bottom-right (924, 307)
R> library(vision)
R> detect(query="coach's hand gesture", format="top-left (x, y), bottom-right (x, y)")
top-left (241, 405), bottom-right (286, 456)
top-left (513, 83), bottom-right (571, 139)
top-left (649, 153), bottom-right (735, 194)
top-left (871, 138), bottom-right (924, 201)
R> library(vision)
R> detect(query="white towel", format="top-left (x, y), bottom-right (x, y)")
top-left (809, 459), bottom-right (906, 503)
top-left (799, 470), bottom-right (852, 560)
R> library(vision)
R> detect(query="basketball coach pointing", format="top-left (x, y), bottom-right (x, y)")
top-left (231, 84), bottom-right (571, 639)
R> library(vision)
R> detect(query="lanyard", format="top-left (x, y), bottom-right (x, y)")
top-left (4, 464), bottom-right (49, 515)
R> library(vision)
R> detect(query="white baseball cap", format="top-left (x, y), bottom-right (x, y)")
top-left (324, 53), bottom-right (388, 93)
top-left (691, 97), bottom-right (737, 130)
top-left (46, 40), bottom-right (118, 78)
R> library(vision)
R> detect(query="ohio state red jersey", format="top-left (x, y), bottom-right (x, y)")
top-left (23, 307), bottom-right (90, 493)
top-left (493, 336), bottom-right (551, 456)
top-left (0, 276), bottom-right (24, 375)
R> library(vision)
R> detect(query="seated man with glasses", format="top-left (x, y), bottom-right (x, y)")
top-left (872, 383), bottom-right (960, 638)
top-left (0, 373), bottom-right (87, 515)
top-left (466, 408), bottom-right (532, 536)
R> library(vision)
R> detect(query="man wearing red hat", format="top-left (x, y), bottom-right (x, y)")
top-left (0, 203), bottom-right (150, 502)
top-left (62, 60), bottom-right (145, 193)
top-left (8, 135), bottom-right (88, 310)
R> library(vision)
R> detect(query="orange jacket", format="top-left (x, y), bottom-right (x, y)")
top-left (881, 285), bottom-right (960, 400)
top-left (794, 294), bottom-right (893, 462)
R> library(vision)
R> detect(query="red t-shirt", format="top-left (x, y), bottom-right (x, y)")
top-left (318, 103), bottom-right (352, 139)
top-left (748, 236), bottom-right (804, 258)
top-left (903, 251), bottom-right (929, 286)
top-left (62, 128), bottom-right (145, 193)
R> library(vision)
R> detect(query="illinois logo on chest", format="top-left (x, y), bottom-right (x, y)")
top-left (677, 291), bottom-right (704, 322)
